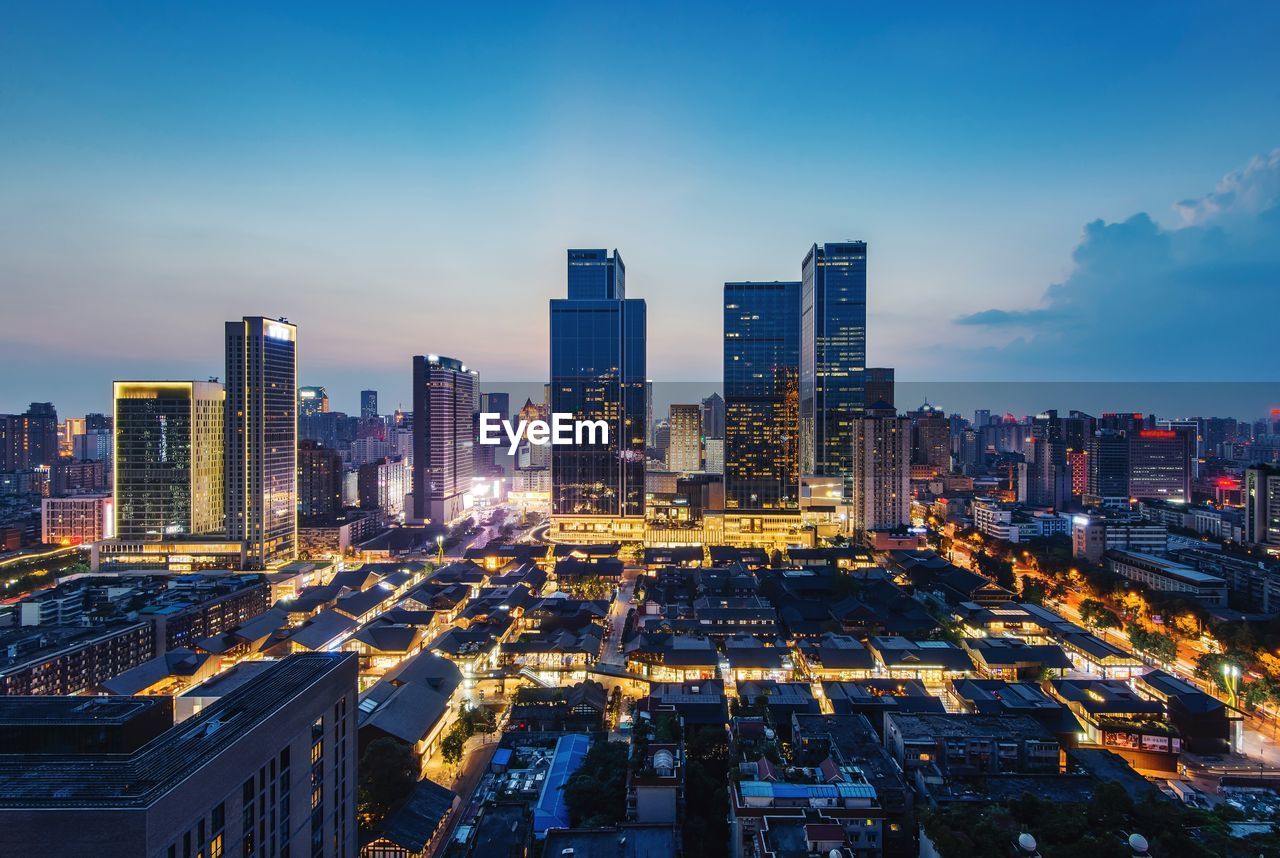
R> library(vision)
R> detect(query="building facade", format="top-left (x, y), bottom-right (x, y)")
top-left (850, 409), bottom-right (911, 533)
top-left (800, 242), bottom-right (868, 495)
top-left (225, 317), bottom-right (298, 568)
top-left (550, 249), bottom-right (647, 528)
top-left (724, 281), bottom-right (800, 512)
top-left (411, 355), bottom-right (474, 524)
top-left (666, 404), bottom-right (702, 473)
top-left (114, 381), bottom-right (225, 542)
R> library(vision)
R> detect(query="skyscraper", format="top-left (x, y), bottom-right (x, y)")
top-left (850, 405), bottom-right (911, 532)
top-left (298, 385), bottom-right (328, 418)
top-left (113, 381), bottom-right (224, 541)
top-left (550, 249), bottom-right (646, 523)
top-left (360, 389), bottom-right (379, 419)
top-left (0, 403), bottom-right (59, 470)
top-left (411, 354), bottom-right (474, 524)
top-left (908, 401), bottom-right (950, 474)
top-left (800, 242), bottom-right (868, 496)
top-left (700, 393), bottom-right (725, 441)
top-left (666, 404), bottom-right (702, 473)
top-left (865, 367), bottom-right (895, 410)
top-left (297, 440), bottom-right (343, 518)
top-left (724, 281), bottom-right (800, 511)
top-left (225, 316), bottom-right (298, 568)
top-left (1086, 429), bottom-right (1130, 506)
top-left (1129, 427), bottom-right (1192, 502)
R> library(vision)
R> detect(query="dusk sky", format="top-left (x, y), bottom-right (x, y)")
top-left (4, 3), bottom-right (1280, 415)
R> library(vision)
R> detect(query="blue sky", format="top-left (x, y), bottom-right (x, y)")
top-left (3, 2), bottom-right (1280, 414)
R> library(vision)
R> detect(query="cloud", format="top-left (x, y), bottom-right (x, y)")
top-left (953, 148), bottom-right (1280, 380)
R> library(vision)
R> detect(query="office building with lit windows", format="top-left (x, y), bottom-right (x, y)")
top-left (850, 406), bottom-right (911, 533)
top-left (800, 242), bottom-right (868, 497)
top-left (411, 355), bottom-right (475, 525)
top-left (723, 280), bottom-right (800, 513)
top-left (1129, 427), bottom-right (1192, 503)
top-left (549, 249), bottom-right (646, 538)
top-left (666, 404), bottom-right (702, 473)
top-left (360, 389), bottom-right (379, 420)
top-left (225, 317), bottom-right (298, 568)
top-left (0, 653), bottom-right (358, 858)
top-left (113, 381), bottom-right (225, 542)
top-left (299, 385), bottom-right (329, 418)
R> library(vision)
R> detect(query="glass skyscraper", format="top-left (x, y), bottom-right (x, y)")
top-left (550, 249), bottom-right (646, 518)
top-left (411, 354), bottom-right (475, 524)
top-left (800, 241), bottom-right (868, 496)
top-left (113, 381), bottom-right (224, 541)
top-left (225, 316), bottom-right (298, 568)
top-left (724, 281), bottom-right (800, 511)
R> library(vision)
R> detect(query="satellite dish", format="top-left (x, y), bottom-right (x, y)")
top-left (1017, 833), bottom-right (1038, 853)
top-left (1128, 833), bottom-right (1149, 854)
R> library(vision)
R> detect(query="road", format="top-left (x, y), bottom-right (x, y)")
top-left (599, 563), bottom-right (641, 667)
top-left (430, 736), bottom-right (501, 857)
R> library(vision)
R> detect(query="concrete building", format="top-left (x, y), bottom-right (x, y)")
top-left (42, 493), bottom-right (114, 545)
top-left (0, 653), bottom-right (358, 857)
top-left (1106, 550), bottom-right (1228, 606)
top-left (666, 404), bottom-right (702, 473)
top-left (411, 354), bottom-right (475, 525)
top-left (849, 409), bottom-right (910, 533)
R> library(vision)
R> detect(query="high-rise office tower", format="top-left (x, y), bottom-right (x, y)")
top-left (297, 440), bottom-right (343, 518)
top-left (974, 409), bottom-right (992, 429)
top-left (1157, 417), bottom-right (1202, 478)
top-left (360, 389), bottom-right (379, 419)
top-left (908, 401), bottom-right (950, 473)
top-left (865, 368), bottom-right (895, 410)
top-left (474, 391), bottom-right (511, 476)
top-left (1086, 429), bottom-right (1130, 506)
top-left (1129, 427), bottom-right (1192, 502)
top-left (411, 354), bottom-right (474, 524)
top-left (724, 281), bottom-right (800, 511)
top-left (800, 242), bottom-right (867, 496)
top-left (666, 404), bottom-right (702, 473)
top-left (225, 316), bottom-right (298, 568)
top-left (700, 393), bottom-right (725, 441)
top-left (550, 249), bottom-right (646, 519)
top-left (298, 385), bottom-right (328, 418)
top-left (1245, 464), bottom-right (1280, 549)
top-left (850, 405), bottom-right (911, 532)
top-left (113, 381), bottom-right (225, 541)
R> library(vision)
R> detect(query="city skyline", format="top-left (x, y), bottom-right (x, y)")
top-left (5, 4), bottom-right (1280, 416)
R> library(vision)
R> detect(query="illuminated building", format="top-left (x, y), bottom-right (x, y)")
top-left (0, 403), bottom-right (59, 470)
top-left (298, 384), bottom-right (328, 417)
top-left (1129, 427), bottom-right (1192, 503)
top-left (41, 493), bottom-right (113, 545)
top-left (700, 392), bottom-right (725, 441)
top-left (72, 429), bottom-right (112, 467)
top-left (724, 280), bottom-right (800, 512)
top-left (358, 455), bottom-right (408, 518)
top-left (0, 653), bottom-right (358, 858)
top-left (113, 381), bottom-right (224, 541)
top-left (225, 316), bottom-right (298, 568)
top-left (1245, 464), bottom-right (1280, 550)
top-left (298, 440), bottom-right (343, 518)
top-left (360, 388), bottom-right (379, 419)
top-left (411, 354), bottom-right (474, 524)
top-left (908, 401), bottom-right (950, 474)
top-left (666, 404), bottom-right (702, 473)
top-left (849, 406), bottom-right (911, 532)
top-left (1085, 429), bottom-right (1130, 507)
top-left (800, 242), bottom-right (867, 496)
top-left (550, 248), bottom-right (646, 536)
top-left (703, 438), bottom-right (724, 475)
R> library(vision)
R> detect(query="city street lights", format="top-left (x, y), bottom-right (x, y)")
top-left (436, 534), bottom-right (444, 564)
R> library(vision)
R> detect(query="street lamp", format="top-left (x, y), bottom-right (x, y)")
top-left (1222, 663), bottom-right (1241, 709)
top-left (436, 534), bottom-right (445, 564)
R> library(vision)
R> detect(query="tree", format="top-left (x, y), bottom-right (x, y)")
top-left (441, 730), bottom-right (465, 767)
top-left (357, 738), bottom-right (419, 830)
top-left (563, 741), bottom-right (628, 827)
top-left (1079, 599), bottom-right (1121, 634)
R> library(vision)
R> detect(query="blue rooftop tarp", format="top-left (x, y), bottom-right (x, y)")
top-left (533, 733), bottom-right (590, 835)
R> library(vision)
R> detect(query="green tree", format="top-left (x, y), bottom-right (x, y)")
top-left (563, 741), bottom-right (629, 827)
top-left (357, 738), bottom-right (419, 830)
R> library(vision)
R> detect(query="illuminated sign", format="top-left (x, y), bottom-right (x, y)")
top-left (1138, 430), bottom-right (1177, 439)
top-left (266, 323), bottom-right (294, 341)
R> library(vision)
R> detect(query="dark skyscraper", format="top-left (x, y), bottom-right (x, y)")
top-left (225, 316), bottom-right (298, 568)
top-left (361, 389), bottom-right (378, 419)
top-left (865, 367), bottom-right (895, 410)
top-left (724, 281), bottom-right (800, 511)
top-left (411, 354), bottom-right (475, 524)
top-left (550, 249), bottom-right (646, 521)
top-left (700, 392), bottom-right (725, 441)
top-left (297, 440), bottom-right (343, 518)
top-left (1, 403), bottom-right (59, 470)
top-left (800, 242), bottom-right (868, 496)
